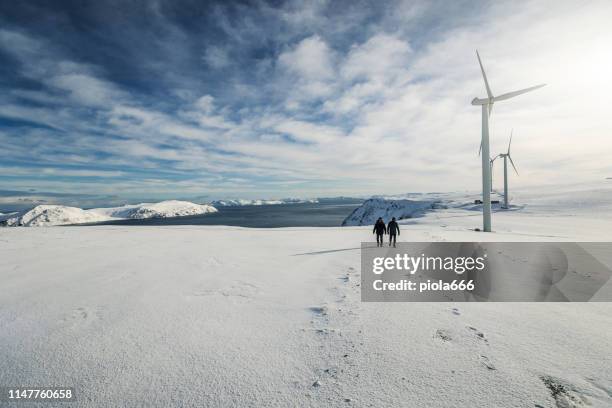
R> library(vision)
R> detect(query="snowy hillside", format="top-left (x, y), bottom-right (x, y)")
top-left (96, 200), bottom-right (218, 220)
top-left (342, 183), bottom-right (612, 226)
top-left (0, 205), bottom-right (109, 227)
top-left (211, 198), bottom-right (318, 206)
top-left (341, 198), bottom-right (440, 226)
top-left (0, 200), bottom-right (217, 227)
top-left (342, 188), bottom-right (530, 226)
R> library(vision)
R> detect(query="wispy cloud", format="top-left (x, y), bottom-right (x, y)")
top-left (0, 0), bottom-right (611, 208)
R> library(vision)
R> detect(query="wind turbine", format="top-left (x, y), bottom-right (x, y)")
top-left (498, 130), bottom-right (518, 209)
top-left (472, 50), bottom-right (545, 232)
top-left (489, 156), bottom-right (498, 192)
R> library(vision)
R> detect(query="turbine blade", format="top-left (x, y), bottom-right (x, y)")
top-left (509, 155), bottom-right (519, 175)
top-left (476, 50), bottom-right (493, 100)
top-left (493, 84), bottom-right (546, 102)
top-left (488, 103), bottom-right (493, 117)
top-left (478, 141), bottom-right (482, 156)
top-left (508, 129), bottom-right (513, 154)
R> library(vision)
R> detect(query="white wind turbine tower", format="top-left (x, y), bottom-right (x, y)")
top-left (489, 156), bottom-right (498, 192)
top-left (498, 130), bottom-right (519, 209)
top-left (472, 50), bottom-right (545, 232)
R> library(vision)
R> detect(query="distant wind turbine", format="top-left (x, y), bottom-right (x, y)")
top-left (498, 130), bottom-right (519, 209)
top-left (472, 50), bottom-right (545, 232)
top-left (489, 156), bottom-right (498, 193)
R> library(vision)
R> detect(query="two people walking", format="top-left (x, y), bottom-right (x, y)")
top-left (373, 217), bottom-right (400, 247)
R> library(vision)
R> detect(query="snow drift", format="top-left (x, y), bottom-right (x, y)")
top-left (0, 200), bottom-right (217, 227)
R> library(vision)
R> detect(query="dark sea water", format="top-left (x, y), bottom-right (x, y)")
top-left (92, 199), bottom-right (363, 228)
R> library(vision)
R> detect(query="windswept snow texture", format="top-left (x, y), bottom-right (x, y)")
top-left (211, 198), bottom-right (318, 206)
top-left (1, 183), bottom-right (612, 407)
top-left (0, 200), bottom-right (217, 226)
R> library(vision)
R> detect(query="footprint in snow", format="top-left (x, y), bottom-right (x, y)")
top-left (191, 289), bottom-right (216, 297)
top-left (313, 328), bottom-right (338, 336)
top-left (323, 367), bottom-right (338, 378)
top-left (434, 329), bottom-right (452, 342)
top-left (203, 256), bottom-right (223, 267)
top-left (479, 355), bottom-right (496, 370)
top-left (467, 326), bottom-right (488, 343)
top-left (74, 307), bottom-right (88, 319)
top-left (61, 306), bottom-right (104, 326)
top-left (540, 376), bottom-right (585, 408)
top-left (540, 375), bottom-right (612, 408)
top-left (191, 281), bottom-right (260, 300)
top-left (309, 305), bottom-right (328, 316)
top-left (219, 281), bottom-right (260, 298)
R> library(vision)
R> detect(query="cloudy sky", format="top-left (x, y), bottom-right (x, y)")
top-left (1, 0), bottom-right (611, 208)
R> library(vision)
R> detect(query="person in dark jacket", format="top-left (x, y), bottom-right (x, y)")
top-left (373, 217), bottom-right (386, 247)
top-left (387, 217), bottom-right (400, 247)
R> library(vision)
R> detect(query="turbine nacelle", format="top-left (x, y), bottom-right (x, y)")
top-left (471, 97), bottom-right (490, 106)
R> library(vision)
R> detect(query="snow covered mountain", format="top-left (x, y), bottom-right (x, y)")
top-left (341, 181), bottom-right (612, 227)
top-left (0, 205), bottom-right (107, 227)
top-left (0, 200), bottom-right (217, 227)
top-left (341, 198), bottom-right (440, 226)
top-left (96, 200), bottom-right (218, 220)
top-left (341, 191), bottom-right (511, 226)
top-left (211, 198), bottom-right (318, 206)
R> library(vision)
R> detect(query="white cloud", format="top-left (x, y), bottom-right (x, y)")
top-left (274, 119), bottom-right (344, 144)
top-left (194, 95), bottom-right (215, 113)
top-left (48, 73), bottom-right (125, 107)
top-left (0, 166), bottom-right (124, 178)
top-left (0, 29), bottom-right (44, 62)
top-left (278, 35), bottom-right (335, 80)
top-left (341, 34), bottom-right (412, 82)
top-left (203, 46), bottom-right (230, 69)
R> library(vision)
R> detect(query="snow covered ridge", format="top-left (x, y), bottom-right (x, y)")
top-left (0, 206), bottom-right (105, 227)
top-left (342, 198), bottom-right (441, 226)
top-left (341, 191), bottom-right (505, 226)
top-left (0, 200), bottom-right (218, 227)
top-left (211, 198), bottom-right (319, 206)
top-left (342, 182), bottom-right (612, 226)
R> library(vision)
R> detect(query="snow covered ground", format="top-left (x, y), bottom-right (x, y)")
top-left (0, 200), bottom-right (217, 227)
top-left (1, 184), bottom-right (612, 407)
